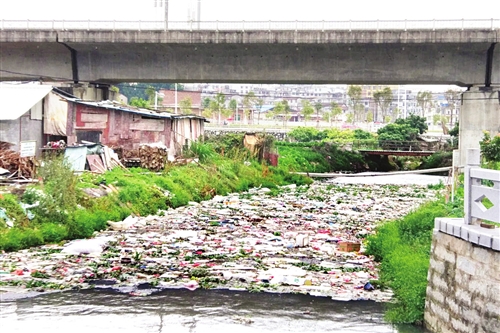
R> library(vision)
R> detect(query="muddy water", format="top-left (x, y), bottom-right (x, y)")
top-left (1, 289), bottom-right (429, 333)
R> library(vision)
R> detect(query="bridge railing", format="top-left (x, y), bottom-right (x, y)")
top-left (464, 148), bottom-right (500, 225)
top-left (1, 19), bottom-right (499, 31)
top-left (352, 139), bottom-right (441, 151)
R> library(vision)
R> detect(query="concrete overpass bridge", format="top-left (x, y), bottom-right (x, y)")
top-left (0, 19), bottom-right (499, 85)
top-left (0, 19), bottom-right (499, 165)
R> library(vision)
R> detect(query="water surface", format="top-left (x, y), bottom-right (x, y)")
top-left (1, 289), bottom-right (429, 333)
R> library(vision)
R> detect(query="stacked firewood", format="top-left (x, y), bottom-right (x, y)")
top-left (139, 145), bottom-right (168, 171)
top-left (0, 148), bottom-right (36, 178)
top-left (119, 149), bottom-right (141, 168)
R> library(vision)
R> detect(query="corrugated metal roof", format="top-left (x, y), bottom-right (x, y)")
top-left (0, 84), bottom-right (53, 120)
top-left (71, 99), bottom-right (174, 119)
top-left (69, 99), bottom-right (208, 122)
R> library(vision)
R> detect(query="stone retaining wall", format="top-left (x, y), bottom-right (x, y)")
top-left (424, 222), bottom-right (500, 333)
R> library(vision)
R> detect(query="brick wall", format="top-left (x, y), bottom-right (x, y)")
top-left (424, 229), bottom-right (500, 333)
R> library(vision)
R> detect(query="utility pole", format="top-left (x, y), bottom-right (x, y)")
top-left (197, 0), bottom-right (201, 29)
top-left (164, 0), bottom-right (169, 30)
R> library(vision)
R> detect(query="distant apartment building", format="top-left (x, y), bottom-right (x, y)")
top-left (159, 90), bottom-right (202, 116)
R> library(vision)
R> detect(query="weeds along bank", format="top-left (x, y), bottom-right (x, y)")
top-left (365, 195), bottom-right (464, 325)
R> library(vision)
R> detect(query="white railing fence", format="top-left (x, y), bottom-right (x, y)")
top-left (0, 19), bottom-right (499, 31)
top-left (464, 148), bottom-right (500, 225)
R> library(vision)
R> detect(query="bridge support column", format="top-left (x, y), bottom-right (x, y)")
top-left (458, 86), bottom-right (500, 166)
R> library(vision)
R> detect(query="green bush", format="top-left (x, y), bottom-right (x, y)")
top-left (288, 127), bottom-right (326, 142)
top-left (353, 129), bottom-right (374, 140)
top-left (0, 194), bottom-right (29, 228)
top-left (365, 198), bottom-right (460, 324)
top-left (419, 152), bottom-right (453, 170)
top-left (480, 131), bottom-right (500, 162)
top-left (40, 223), bottom-right (68, 243)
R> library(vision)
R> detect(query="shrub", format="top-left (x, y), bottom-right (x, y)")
top-left (288, 127), bottom-right (325, 142)
top-left (419, 152), bottom-right (453, 170)
top-left (480, 131), bottom-right (500, 162)
top-left (187, 140), bottom-right (216, 162)
top-left (0, 194), bottom-right (29, 228)
top-left (40, 223), bottom-right (68, 243)
top-left (365, 198), bottom-right (455, 324)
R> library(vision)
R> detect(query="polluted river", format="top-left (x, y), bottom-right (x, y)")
top-left (1, 174), bottom-right (443, 332)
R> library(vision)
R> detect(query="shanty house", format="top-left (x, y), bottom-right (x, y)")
top-left (0, 84), bottom-right (53, 157)
top-left (63, 98), bottom-right (206, 158)
top-left (1, 84), bottom-right (207, 159)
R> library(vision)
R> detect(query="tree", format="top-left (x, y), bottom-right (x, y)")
top-left (281, 100), bottom-right (291, 129)
top-left (242, 92), bottom-right (257, 124)
top-left (179, 97), bottom-right (192, 114)
top-left (395, 115), bottom-right (428, 134)
top-left (229, 98), bottom-right (238, 121)
top-left (269, 101), bottom-right (283, 123)
top-left (202, 108), bottom-right (213, 120)
top-left (432, 114), bottom-right (441, 126)
top-left (208, 92), bottom-right (229, 125)
top-left (392, 108), bottom-right (400, 122)
top-left (330, 101), bottom-right (343, 124)
top-left (347, 85), bottom-right (363, 123)
top-left (377, 115), bottom-right (428, 149)
top-left (366, 111), bottom-right (373, 123)
top-left (117, 83), bottom-right (182, 102)
top-left (416, 91), bottom-right (433, 119)
top-left (444, 89), bottom-right (460, 128)
top-left (314, 101), bottom-right (323, 128)
top-left (300, 100), bottom-right (314, 126)
top-left (255, 98), bottom-right (264, 125)
top-left (145, 86), bottom-right (156, 104)
top-left (202, 97), bottom-right (211, 109)
top-left (129, 97), bottom-right (150, 108)
top-left (373, 87), bottom-right (393, 123)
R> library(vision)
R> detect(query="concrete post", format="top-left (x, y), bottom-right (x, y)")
top-left (452, 149), bottom-right (460, 202)
top-left (464, 148), bottom-right (481, 224)
top-left (458, 86), bottom-right (500, 167)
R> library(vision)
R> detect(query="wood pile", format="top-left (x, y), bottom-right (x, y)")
top-left (138, 145), bottom-right (168, 171)
top-left (119, 148), bottom-right (141, 168)
top-left (99, 146), bottom-right (127, 171)
top-left (0, 148), bottom-right (36, 178)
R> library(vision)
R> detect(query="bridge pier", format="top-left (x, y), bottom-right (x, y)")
top-left (459, 86), bottom-right (500, 167)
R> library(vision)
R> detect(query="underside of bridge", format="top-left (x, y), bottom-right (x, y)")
top-left (0, 29), bottom-right (498, 86)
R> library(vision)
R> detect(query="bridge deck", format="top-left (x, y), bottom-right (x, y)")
top-left (358, 150), bottom-right (436, 157)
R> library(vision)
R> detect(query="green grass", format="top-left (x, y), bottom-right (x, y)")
top-left (365, 198), bottom-right (462, 324)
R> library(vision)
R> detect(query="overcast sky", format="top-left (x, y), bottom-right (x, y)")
top-left (2, 0), bottom-right (493, 91)
top-left (1, 0), bottom-right (498, 21)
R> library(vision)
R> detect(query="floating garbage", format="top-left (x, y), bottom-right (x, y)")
top-left (0, 180), bottom-right (441, 302)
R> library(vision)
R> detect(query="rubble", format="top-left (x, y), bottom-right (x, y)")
top-left (0, 180), bottom-right (441, 302)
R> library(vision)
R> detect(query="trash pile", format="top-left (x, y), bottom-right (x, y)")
top-left (62, 143), bottom-right (126, 174)
top-left (0, 142), bottom-right (36, 179)
top-left (0, 180), bottom-right (440, 301)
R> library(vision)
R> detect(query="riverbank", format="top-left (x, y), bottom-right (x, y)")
top-left (0, 177), bottom-right (444, 302)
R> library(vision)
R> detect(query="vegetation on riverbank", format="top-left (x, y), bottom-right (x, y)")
top-left (0, 138), bottom-right (312, 251)
top-left (365, 130), bottom-right (500, 325)
top-left (365, 194), bottom-right (463, 324)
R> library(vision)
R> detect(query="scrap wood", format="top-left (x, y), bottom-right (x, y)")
top-left (0, 148), bottom-right (36, 179)
top-left (87, 155), bottom-right (106, 174)
top-left (139, 145), bottom-right (168, 172)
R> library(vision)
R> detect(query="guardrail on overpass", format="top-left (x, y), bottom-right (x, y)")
top-left (1, 19), bottom-right (499, 31)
